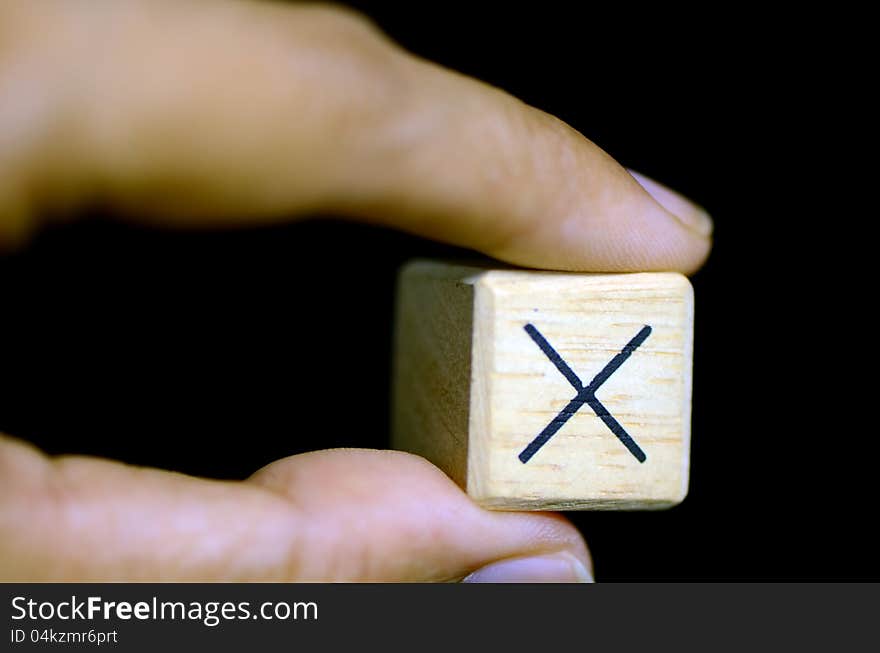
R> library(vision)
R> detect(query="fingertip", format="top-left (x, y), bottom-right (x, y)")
top-left (628, 169), bottom-right (713, 238)
top-left (462, 550), bottom-right (593, 583)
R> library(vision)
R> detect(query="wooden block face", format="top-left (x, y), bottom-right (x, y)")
top-left (392, 262), bottom-right (693, 511)
top-left (469, 271), bottom-right (693, 510)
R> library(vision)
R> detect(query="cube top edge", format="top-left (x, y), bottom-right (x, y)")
top-left (399, 259), bottom-right (692, 294)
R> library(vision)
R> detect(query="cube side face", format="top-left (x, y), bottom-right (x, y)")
top-left (467, 271), bottom-right (693, 510)
top-left (390, 262), bottom-right (479, 488)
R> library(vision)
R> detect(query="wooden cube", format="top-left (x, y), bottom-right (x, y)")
top-left (391, 261), bottom-right (694, 510)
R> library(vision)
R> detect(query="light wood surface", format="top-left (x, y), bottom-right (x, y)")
top-left (392, 261), bottom-right (694, 510)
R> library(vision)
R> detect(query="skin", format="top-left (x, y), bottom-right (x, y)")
top-left (0, 0), bottom-right (712, 582)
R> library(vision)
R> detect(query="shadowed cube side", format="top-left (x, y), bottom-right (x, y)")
top-left (391, 261), bottom-right (694, 511)
top-left (391, 262), bottom-right (476, 489)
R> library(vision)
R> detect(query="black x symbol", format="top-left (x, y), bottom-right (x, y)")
top-left (518, 324), bottom-right (652, 464)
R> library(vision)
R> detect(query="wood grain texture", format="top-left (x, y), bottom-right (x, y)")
top-left (391, 261), bottom-right (694, 511)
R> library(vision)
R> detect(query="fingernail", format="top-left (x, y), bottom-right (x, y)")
top-left (629, 169), bottom-right (714, 237)
top-left (462, 552), bottom-right (593, 583)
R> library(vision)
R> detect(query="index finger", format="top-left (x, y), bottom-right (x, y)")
top-left (0, 0), bottom-right (711, 272)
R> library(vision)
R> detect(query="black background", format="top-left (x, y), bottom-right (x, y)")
top-left (0, 3), bottom-right (872, 580)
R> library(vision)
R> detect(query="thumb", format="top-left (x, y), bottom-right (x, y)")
top-left (250, 449), bottom-right (591, 582)
top-left (0, 436), bottom-right (590, 582)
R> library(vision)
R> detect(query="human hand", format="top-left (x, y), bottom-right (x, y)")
top-left (0, 0), bottom-right (712, 582)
